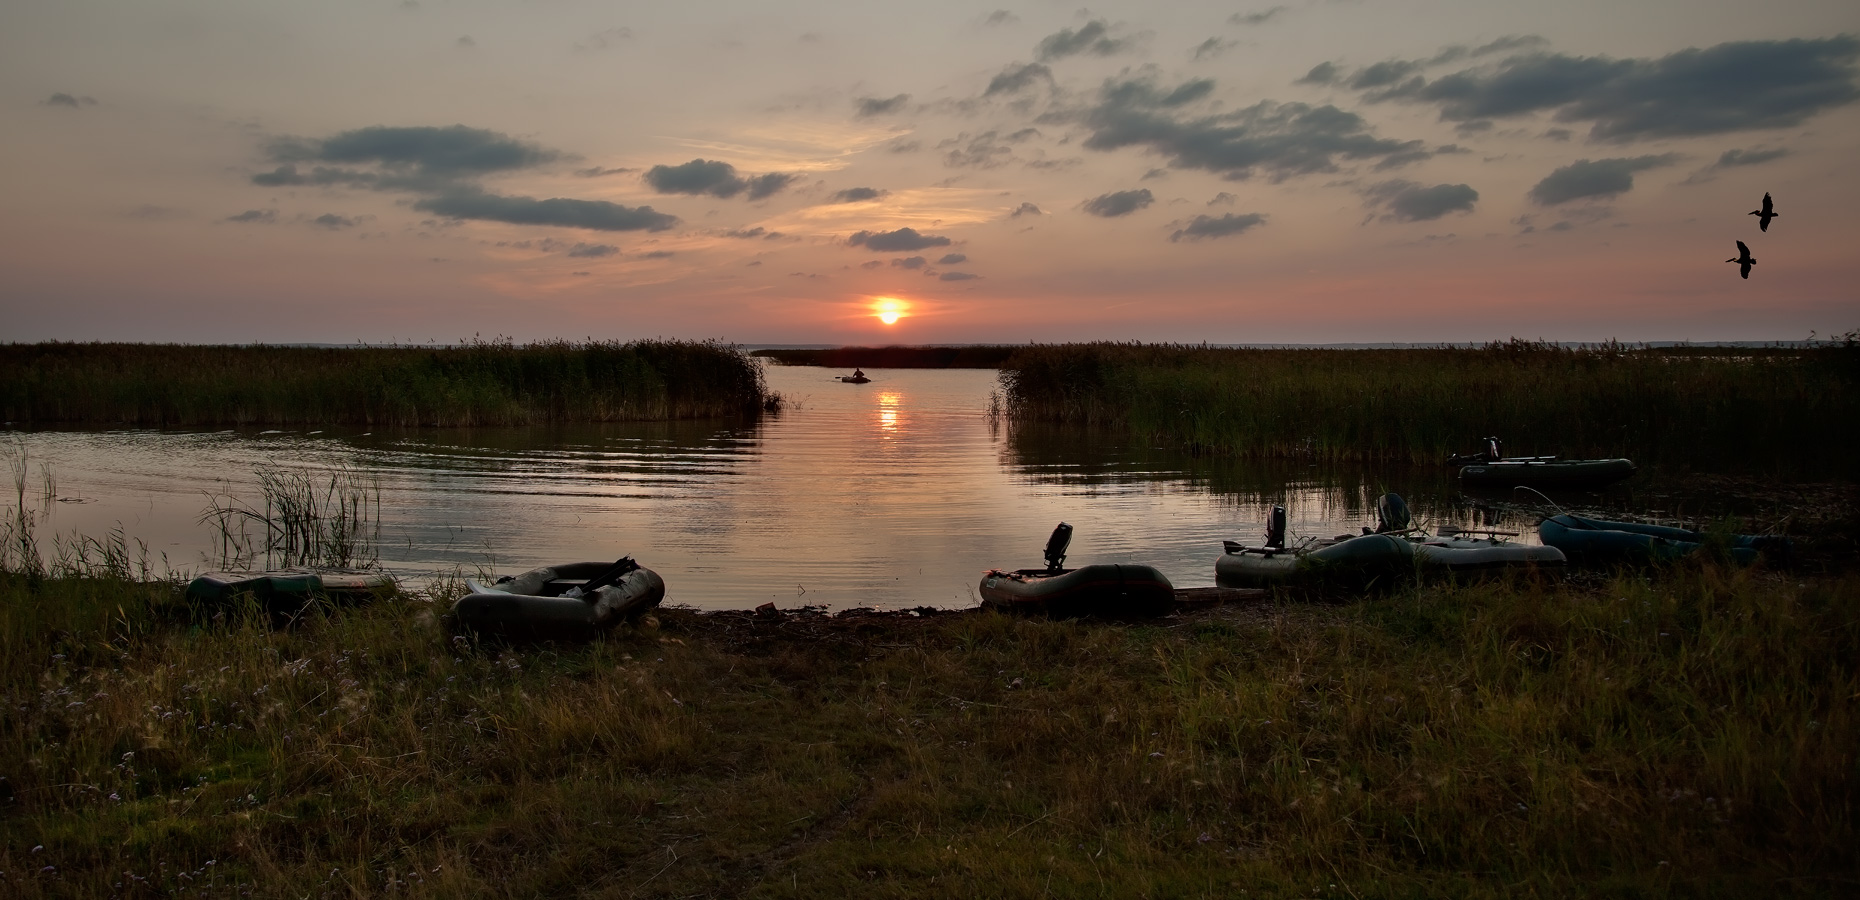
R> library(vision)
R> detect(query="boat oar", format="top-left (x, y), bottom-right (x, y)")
top-left (567, 557), bottom-right (641, 599)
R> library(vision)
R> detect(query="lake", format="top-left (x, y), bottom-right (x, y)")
top-left (9, 366), bottom-right (1544, 610)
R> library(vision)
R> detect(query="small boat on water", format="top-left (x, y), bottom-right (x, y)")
top-left (1216, 494), bottom-right (1564, 587)
top-left (980, 523), bottom-right (1177, 618)
top-left (1449, 437), bottom-right (1635, 489)
top-left (185, 568), bottom-right (395, 617)
top-left (839, 368), bottom-right (871, 383)
top-left (453, 558), bottom-right (665, 640)
top-left (1538, 515), bottom-right (1788, 567)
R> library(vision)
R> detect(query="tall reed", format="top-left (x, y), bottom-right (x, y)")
top-left (199, 466), bottom-right (381, 570)
top-left (1, 338), bottom-right (777, 427)
top-left (998, 340), bottom-right (1860, 475)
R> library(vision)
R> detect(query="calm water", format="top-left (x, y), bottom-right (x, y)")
top-left (9, 367), bottom-right (1542, 610)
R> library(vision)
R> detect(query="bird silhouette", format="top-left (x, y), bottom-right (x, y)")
top-left (1727, 240), bottom-right (1755, 279)
top-left (1749, 192), bottom-right (1778, 232)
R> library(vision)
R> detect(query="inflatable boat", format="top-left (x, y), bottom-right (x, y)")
top-left (1449, 437), bottom-right (1636, 489)
top-left (980, 523), bottom-right (1177, 618)
top-left (1538, 515), bottom-right (1787, 567)
top-left (453, 558), bottom-right (666, 640)
top-left (184, 568), bottom-right (395, 618)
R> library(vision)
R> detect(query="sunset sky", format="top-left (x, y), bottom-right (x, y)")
top-left (4, 1), bottom-right (1857, 345)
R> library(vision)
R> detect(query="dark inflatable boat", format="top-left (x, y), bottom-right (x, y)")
top-left (980, 523), bottom-right (1177, 618)
top-left (453, 558), bottom-right (665, 640)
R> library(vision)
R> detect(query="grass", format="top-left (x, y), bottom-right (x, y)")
top-left (0, 563), bottom-right (1852, 897)
top-left (754, 346), bottom-right (1017, 369)
top-left (1, 338), bottom-right (778, 427)
top-left (997, 341), bottom-right (1860, 477)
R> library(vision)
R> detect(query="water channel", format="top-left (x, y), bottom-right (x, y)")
top-left (12, 366), bottom-right (1553, 611)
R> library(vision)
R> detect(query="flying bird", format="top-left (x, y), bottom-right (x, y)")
top-left (1726, 240), bottom-right (1755, 279)
top-left (1749, 192), bottom-right (1778, 232)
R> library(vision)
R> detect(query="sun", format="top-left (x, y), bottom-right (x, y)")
top-left (873, 297), bottom-right (908, 325)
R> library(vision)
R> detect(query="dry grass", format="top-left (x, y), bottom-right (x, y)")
top-left (0, 563), bottom-right (1853, 898)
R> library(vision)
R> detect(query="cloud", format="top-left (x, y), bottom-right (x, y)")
top-left (1230, 7), bottom-right (1287, 26)
top-left (855, 94), bottom-right (911, 117)
top-left (1209, 192), bottom-right (1237, 206)
top-left (457, 36), bottom-right (476, 48)
top-left (1082, 189), bottom-right (1155, 217)
top-left (574, 27), bottom-right (634, 52)
top-left (1528, 156), bottom-right (1679, 205)
top-left (1170, 212), bottom-right (1266, 241)
top-left (313, 213), bottom-right (359, 229)
top-left (1010, 202), bottom-right (1043, 217)
top-left (643, 159), bottom-right (796, 200)
top-left (642, 250), bottom-right (675, 259)
top-left (1079, 77), bottom-right (1427, 180)
top-left (1297, 62), bottom-right (1338, 85)
top-left (267, 125), bottom-right (559, 177)
top-left (984, 10), bottom-right (1019, 27)
top-left (575, 166), bottom-right (635, 177)
top-left (1350, 60), bottom-right (1423, 90)
top-left (566, 242), bottom-right (619, 258)
top-left (412, 189), bottom-right (679, 230)
top-left (226, 209), bottom-right (276, 224)
top-left (847, 227), bottom-right (951, 251)
top-left (1363, 180), bottom-right (1479, 221)
top-left (828, 187), bottom-right (887, 203)
top-left (937, 253), bottom-right (967, 264)
top-left (1035, 20), bottom-right (1135, 61)
top-left (1193, 38), bottom-right (1236, 61)
top-left (44, 92), bottom-right (97, 108)
top-left (985, 62), bottom-right (1054, 97)
top-left (723, 226), bottom-right (784, 239)
top-left (1366, 36), bottom-right (1860, 141)
top-left (939, 130), bottom-right (1040, 168)
top-left (939, 271), bottom-right (980, 281)
top-left (1713, 147), bottom-right (1789, 168)
top-left (891, 256), bottom-right (927, 269)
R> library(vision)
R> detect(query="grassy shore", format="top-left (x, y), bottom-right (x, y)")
top-left (0, 566), bottom-right (1852, 897)
top-left (753, 346), bottom-right (1016, 369)
top-left (1, 340), bottom-right (777, 427)
top-left (998, 341), bottom-right (1860, 475)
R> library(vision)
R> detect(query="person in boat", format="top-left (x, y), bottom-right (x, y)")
top-left (853, 368), bottom-right (865, 378)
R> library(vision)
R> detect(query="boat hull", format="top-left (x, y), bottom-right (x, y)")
top-left (1538, 515), bottom-right (1781, 566)
top-left (1217, 534), bottom-right (1564, 587)
top-left (184, 568), bottom-right (395, 618)
top-left (453, 561), bottom-right (666, 640)
top-left (1458, 458), bottom-right (1636, 489)
top-left (980, 564), bottom-right (1176, 618)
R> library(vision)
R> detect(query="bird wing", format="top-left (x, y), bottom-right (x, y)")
top-left (1762, 193), bottom-right (1773, 214)
top-left (1736, 240), bottom-right (1750, 255)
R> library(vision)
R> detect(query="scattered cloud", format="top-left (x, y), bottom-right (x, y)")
top-left (266, 125), bottom-right (559, 179)
top-left (1363, 180), bottom-right (1480, 221)
top-left (644, 159), bottom-right (797, 199)
top-left (1010, 202), bottom-right (1043, 217)
top-left (313, 213), bottom-right (359, 229)
top-left (456, 36), bottom-right (476, 48)
top-left (937, 253), bottom-right (967, 264)
top-left (983, 10), bottom-right (1019, 27)
top-left (642, 250), bottom-right (675, 259)
top-left (573, 27), bottom-right (634, 52)
top-left (940, 131), bottom-right (1032, 169)
top-left (1193, 37), bottom-right (1236, 61)
top-left (1682, 146), bottom-right (1790, 184)
top-left (847, 227), bottom-right (951, 251)
top-left (1209, 192), bottom-right (1237, 206)
top-left (575, 166), bottom-right (635, 178)
top-left (1082, 189), bottom-right (1155, 217)
top-left (412, 189), bottom-right (679, 230)
top-left (44, 92), bottom-right (97, 108)
top-left (939, 271), bottom-right (980, 281)
top-left (1297, 62), bottom-right (1338, 85)
top-left (891, 256), bottom-right (927, 269)
top-left (1170, 212), bottom-right (1266, 241)
top-left (1230, 7), bottom-right (1288, 26)
top-left (566, 242), bottom-right (619, 258)
top-left (1035, 20), bottom-right (1136, 61)
top-left (1528, 155), bottom-right (1680, 205)
top-left (855, 94), bottom-right (911, 117)
top-left (828, 187), bottom-right (887, 203)
top-left (984, 62), bottom-right (1054, 97)
top-left (1078, 76), bottom-right (1427, 181)
top-left (226, 209), bottom-right (276, 224)
top-left (1364, 36), bottom-right (1860, 141)
top-left (723, 226), bottom-right (783, 239)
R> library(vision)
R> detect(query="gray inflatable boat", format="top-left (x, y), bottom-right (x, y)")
top-left (453, 558), bottom-right (665, 640)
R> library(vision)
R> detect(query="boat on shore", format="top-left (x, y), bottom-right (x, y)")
top-left (453, 558), bottom-right (665, 640)
top-left (184, 568), bottom-right (395, 618)
top-left (980, 523), bottom-right (1177, 618)
top-left (1538, 515), bottom-right (1788, 567)
top-left (1216, 494), bottom-right (1564, 587)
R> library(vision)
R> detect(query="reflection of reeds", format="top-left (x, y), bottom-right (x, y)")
top-left (1000, 340), bottom-right (1860, 475)
top-left (200, 466), bottom-right (381, 570)
top-left (2, 338), bottom-right (777, 427)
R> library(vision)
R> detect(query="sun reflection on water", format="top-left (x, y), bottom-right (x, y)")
top-left (875, 391), bottom-right (902, 436)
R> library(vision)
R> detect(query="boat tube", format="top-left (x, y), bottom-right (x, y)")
top-left (453, 558), bottom-right (666, 640)
top-left (1457, 458), bottom-right (1637, 489)
top-left (980, 522), bottom-right (1177, 617)
top-left (1538, 515), bottom-right (1787, 567)
top-left (184, 568), bottom-right (395, 618)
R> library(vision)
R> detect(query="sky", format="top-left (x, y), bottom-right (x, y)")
top-left (3, 1), bottom-right (1857, 345)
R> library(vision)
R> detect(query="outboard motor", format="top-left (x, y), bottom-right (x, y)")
top-left (1375, 493), bottom-right (1412, 533)
top-left (1043, 522), bottom-right (1073, 572)
top-left (1265, 505), bottom-right (1287, 550)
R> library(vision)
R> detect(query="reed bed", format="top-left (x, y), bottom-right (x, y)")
top-left (0, 339), bottom-right (777, 427)
top-left (998, 341), bottom-right (1860, 475)
top-left (0, 561), bottom-right (1851, 897)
